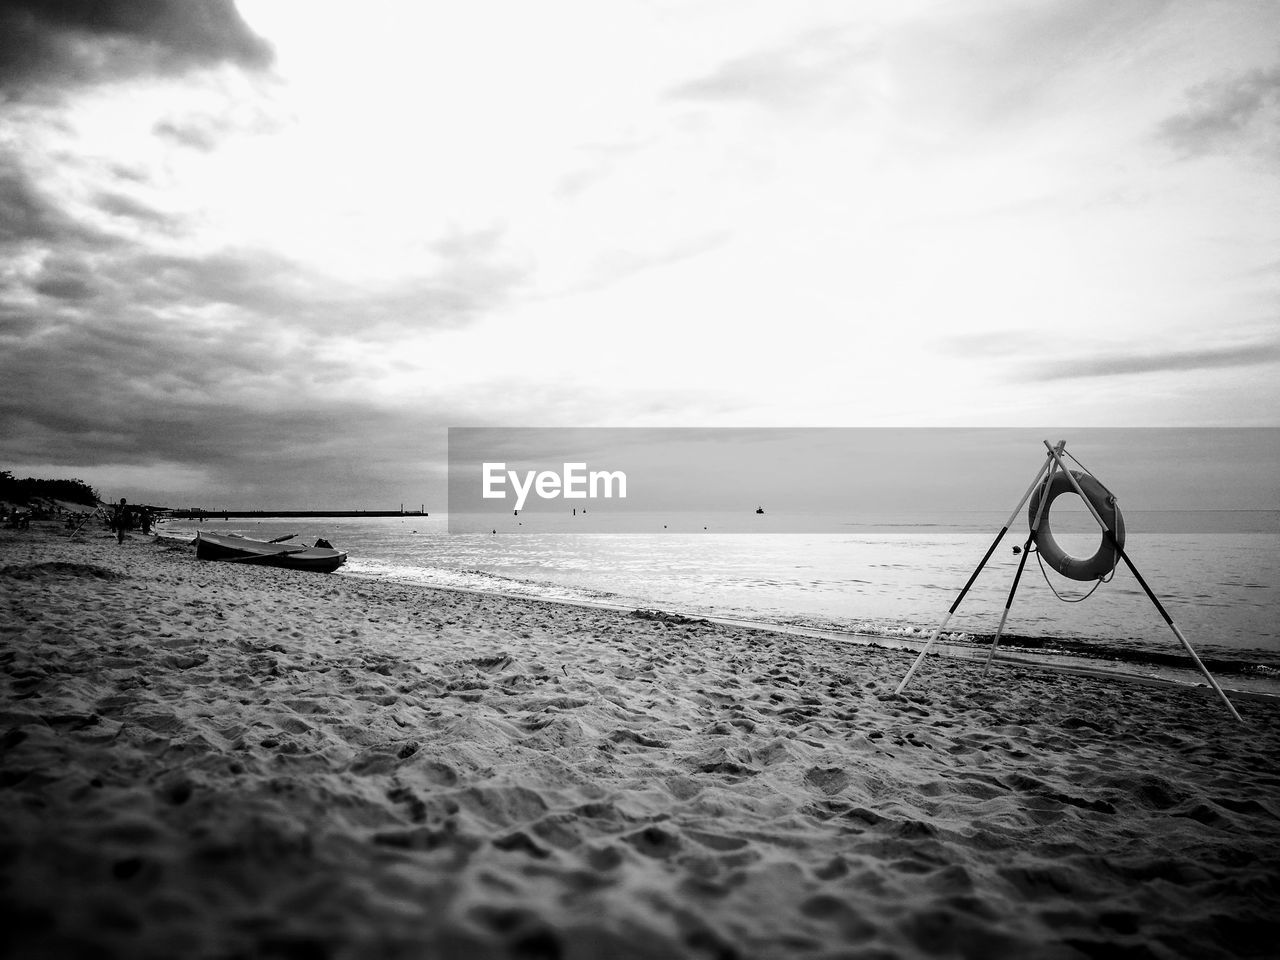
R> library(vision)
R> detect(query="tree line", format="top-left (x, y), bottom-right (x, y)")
top-left (0, 470), bottom-right (100, 506)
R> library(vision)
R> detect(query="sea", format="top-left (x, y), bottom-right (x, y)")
top-left (157, 510), bottom-right (1280, 699)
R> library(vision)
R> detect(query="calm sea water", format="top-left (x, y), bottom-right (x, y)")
top-left (159, 512), bottom-right (1280, 697)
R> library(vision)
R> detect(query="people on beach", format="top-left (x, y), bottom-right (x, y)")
top-left (112, 498), bottom-right (128, 544)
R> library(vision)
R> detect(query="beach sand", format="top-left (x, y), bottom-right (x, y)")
top-left (2, 525), bottom-right (1278, 959)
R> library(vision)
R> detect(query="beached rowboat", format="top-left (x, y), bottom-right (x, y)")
top-left (194, 531), bottom-right (348, 573)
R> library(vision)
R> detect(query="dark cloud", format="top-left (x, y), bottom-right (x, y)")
top-left (941, 331), bottom-right (1280, 385)
top-left (1, 177), bottom-right (531, 338)
top-left (0, 295), bottom-right (358, 478)
top-left (106, 241), bottom-right (529, 334)
top-left (0, 0), bottom-right (524, 510)
top-left (1035, 342), bottom-right (1280, 380)
top-left (0, 160), bottom-right (97, 245)
top-left (33, 275), bottom-right (96, 301)
top-left (0, 310), bottom-right (449, 507)
top-left (0, 0), bottom-right (273, 95)
top-left (1157, 65), bottom-right (1280, 159)
top-left (122, 249), bottom-right (316, 314)
top-left (0, 226), bottom-right (530, 505)
top-left (0, 306), bottom-right (41, 340)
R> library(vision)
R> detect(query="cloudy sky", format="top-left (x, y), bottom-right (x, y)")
top-left (1, 0), bottom-right (1278, 509)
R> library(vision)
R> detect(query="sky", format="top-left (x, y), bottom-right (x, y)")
top-left (1, 0), bottom-right (1278, 509)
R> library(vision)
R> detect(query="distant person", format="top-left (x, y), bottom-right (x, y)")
top-left (112, 498), bottom-right (128, 544)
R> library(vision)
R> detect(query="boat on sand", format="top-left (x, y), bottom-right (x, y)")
top-left (194, 531), bottom-right (347, 573)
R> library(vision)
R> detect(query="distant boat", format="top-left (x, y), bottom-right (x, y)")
top-left (756, 506), bottom-right (765, 514)
top-left (194, 531), bottom-right (347, 573)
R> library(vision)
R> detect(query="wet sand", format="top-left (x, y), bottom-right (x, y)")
top-left (2, 525), bottom-right (1278, 959)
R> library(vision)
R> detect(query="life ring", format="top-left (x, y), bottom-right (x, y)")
top-left (1028, 470), bottom-right (1125, 581)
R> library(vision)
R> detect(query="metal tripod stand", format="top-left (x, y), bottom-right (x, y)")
top-left (894, 440), bottom-right (1242, 723)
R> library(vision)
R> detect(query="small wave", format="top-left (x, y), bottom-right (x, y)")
top-left (345, 559), bottom-right (636, 609)
top-left (702, 611), bottom-right (1280, 685)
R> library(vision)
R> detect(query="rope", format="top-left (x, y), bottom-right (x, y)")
top-left (1062, 448), bottom-right (1118, 504)
top-left (1033, 543), bottom-right (1113, 602)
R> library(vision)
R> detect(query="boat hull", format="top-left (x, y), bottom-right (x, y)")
top-left (194, 532), bottom-right (347, 573)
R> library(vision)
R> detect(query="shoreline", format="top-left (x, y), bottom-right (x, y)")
top-left (154, 518), bottom-right (1280, 696)
top-left (152, 519), bottom-right (1280, 698)
top-left (340, 565), bottom-right (1280, 705)
top-left (154, 520), bottom-right (1280, 702)
top-left (3, 525), bottom-right (1279, 957)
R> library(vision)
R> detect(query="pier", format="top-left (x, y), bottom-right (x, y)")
top-left (164, 509), bottom-right (428, 519)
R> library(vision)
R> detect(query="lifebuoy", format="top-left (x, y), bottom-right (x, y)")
top-left (1028, 470), bottom-right (1125, 581)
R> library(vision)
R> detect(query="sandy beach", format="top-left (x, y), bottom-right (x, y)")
top-left (2, 525), bottom-right (1278, 959)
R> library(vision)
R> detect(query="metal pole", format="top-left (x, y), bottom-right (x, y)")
top-left (1109, 530), bottom-right (1243, 723)
top-left (983, 458), bottom-right (1059, 676)
top-left (1042, 441), bottom-right (1243, 723)
top-left (69, 504), bottom-right (104, 540)
top-left (896, 450), bottom-right (1057, 694)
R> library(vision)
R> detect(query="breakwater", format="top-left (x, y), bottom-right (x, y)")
top-left (164, 510), bottom-right (428, 519)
